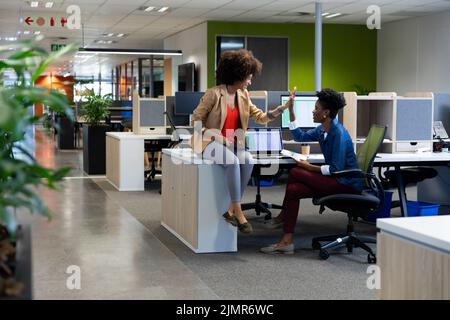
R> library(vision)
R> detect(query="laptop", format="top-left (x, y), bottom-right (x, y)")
top-left (245, 127), bottom-right (291, 159)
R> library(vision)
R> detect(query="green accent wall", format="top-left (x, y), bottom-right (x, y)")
top-left (207, 21), bottom-right (377, 92)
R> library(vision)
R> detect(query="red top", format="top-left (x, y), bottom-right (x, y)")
top-left (221, 104), bottom-right (240, 141)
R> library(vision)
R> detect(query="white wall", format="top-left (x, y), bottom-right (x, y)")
top-left (377, 10), bottom-right (450, 94)
top-left (164, 22), bottom-right (208, 93)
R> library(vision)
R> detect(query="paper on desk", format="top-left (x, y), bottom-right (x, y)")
top-left (281, 149), bottom-right (308, 161)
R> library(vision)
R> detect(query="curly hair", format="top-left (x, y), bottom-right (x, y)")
top-left (316, 88), bottom-right (346, 119)
top-left (216, 49), bottom-right (262, 85)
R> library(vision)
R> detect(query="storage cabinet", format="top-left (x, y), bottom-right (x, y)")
top-left (342, 91), bottom-right (433, 153)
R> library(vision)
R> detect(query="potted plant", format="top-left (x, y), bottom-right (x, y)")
top-left (79, 92), bottom-right (112, 174)
top-left (0, 40), bottom-right (75, 299)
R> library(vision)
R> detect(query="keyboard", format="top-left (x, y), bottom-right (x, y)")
top-left (253, 154), bottom-right (291, 160)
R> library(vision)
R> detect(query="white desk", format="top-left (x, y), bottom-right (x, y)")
top-left (106, 132), bottom-right (173, 191)
top-left (377, 216), bottom-right (450, 299)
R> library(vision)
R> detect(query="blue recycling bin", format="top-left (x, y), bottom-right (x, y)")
top-left (365, 191), bottom-right (393, 222)
top-left (406, 201), bottom-right (440, 217)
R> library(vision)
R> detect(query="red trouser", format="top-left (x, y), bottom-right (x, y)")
top-left (282, 167), bottom-right (360, 234)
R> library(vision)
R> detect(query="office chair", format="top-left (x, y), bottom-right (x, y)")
top-left (144, 139), bottom-right (171, 181)
top-left (311, 125), bottom-right (387, 263)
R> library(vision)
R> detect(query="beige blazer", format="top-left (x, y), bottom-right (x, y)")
top-left (190, 85), bottom-right (274, 153)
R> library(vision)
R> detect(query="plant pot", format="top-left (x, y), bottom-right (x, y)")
top-left (56, 114), bottom-right (75, 150)
top-left (82, 124), bottom-right (110, 175)
top-left (0, 225), bottom-right (32, 300)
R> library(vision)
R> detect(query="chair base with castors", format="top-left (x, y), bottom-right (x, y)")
top-left (242, 165), bottom-right (283, 220)
top-left (241, 192), bottom-right (283, 221)
top-left (312, 215), bottom-right (377, 263)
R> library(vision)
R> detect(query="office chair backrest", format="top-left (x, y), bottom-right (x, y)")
top-left (356, 125), bottom-right (387, 212)
top-left (356, 125), bottom-right (387, 174)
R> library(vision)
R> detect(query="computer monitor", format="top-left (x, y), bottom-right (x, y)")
top-left (174, 91), bottom-right (204, 116)
top-left (246, 128), bottom-right (283, 154)
top-left (178, 63), bottom-right (196, 91)
top-left (281, 96), bottom-right (318, 128)
top-left (165, 96), bottom-right (190, 126)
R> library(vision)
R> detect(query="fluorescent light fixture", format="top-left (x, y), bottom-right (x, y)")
top-left (45, 1), bottom-right (53, 8)
top-left (326, 13), bottom-right (342, 18)
top-left (321, 12), bottom-right (330, 16)
top-left (107, 33), bottom-right (114, 37)
top-left (78, 48), bottom-right (182, 56)
top-left (30, 1), bottom-right (39, 7)
top-left (117, 33), bottom-right (124, 37)
top-left (158, 7), bottom-right (169, 13)
top-left (144, 6), bottom-right (155, 12)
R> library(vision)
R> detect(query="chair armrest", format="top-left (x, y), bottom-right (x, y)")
top-left (331, 169), bottom-right (374, 179)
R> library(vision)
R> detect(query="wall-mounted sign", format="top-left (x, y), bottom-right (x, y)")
top-left (22, 4), bottom-right (81, 30)
top-left (51, 44), bottom-right (67, 52)
top-left (24, 16), bottom-right (69, 28)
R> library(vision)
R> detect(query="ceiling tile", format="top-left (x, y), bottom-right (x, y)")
top-left (221, 0), bottom-right (277, 10)
top-left (142, 0), bottom-right (191, 7)
top-left (258, 0), bottom-right (313, 11)
top-left (164, 8), bottom-right (210, 18)
top-left (202, 8), bottom-right (243, 18)
top-left (181, 0), bottom-right (233, 9)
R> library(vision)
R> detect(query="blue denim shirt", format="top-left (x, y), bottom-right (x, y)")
top-left (290, 118), bottom-right (363, 192)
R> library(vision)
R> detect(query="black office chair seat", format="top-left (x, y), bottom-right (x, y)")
top-left (383, 167), bottom-right (437, 187)
top-left (313, 192), bottom-right (380, 213)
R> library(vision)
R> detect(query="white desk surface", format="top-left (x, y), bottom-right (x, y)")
top-left (162, 148), bottom-right (450, 165)
top-left (375, 151), bottom-right (450, 163)
top-left (377, 216), bottom-right (450, 254)
top-left (106, 131), bottom-right (172, 140)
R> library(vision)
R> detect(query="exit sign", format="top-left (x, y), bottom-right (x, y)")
top-left (51, 44), bottom-right (66, 52)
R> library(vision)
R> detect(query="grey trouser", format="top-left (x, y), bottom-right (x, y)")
top-left (202, 141), bottom-right (254, 202)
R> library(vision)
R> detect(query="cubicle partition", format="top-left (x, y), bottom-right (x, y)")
top-left (132, 91), bottom-right (166, 135)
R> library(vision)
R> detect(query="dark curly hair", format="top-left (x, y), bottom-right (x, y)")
top-left (216, 49), bottom-right (262, 85)
top-left (316, 88), bottom-right (346, 119)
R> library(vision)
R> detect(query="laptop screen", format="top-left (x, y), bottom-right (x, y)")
top-left (246, 128), bottom-right (283, 153)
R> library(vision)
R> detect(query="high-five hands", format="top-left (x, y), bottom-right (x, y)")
top-left (279, 86), bottom-right (297, 112)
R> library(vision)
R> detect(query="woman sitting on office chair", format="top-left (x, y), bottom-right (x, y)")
top-left (191, 49), bottom-right (292, 234)
top-left (260, 88), bottom-right (363, 253)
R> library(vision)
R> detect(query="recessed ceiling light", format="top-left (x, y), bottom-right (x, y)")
top-left (45, 2), bottom-right (53, 8)
top-left (158, 7), bottom-right (169, 13)
top-left (144, 6), bottom-right (155, 12)
top-left (30, 1), bottom-right (39, 8)
top-left (326, 13), bottom-right (342, 18)
top-left (117, 33), bottom-right (124, 37)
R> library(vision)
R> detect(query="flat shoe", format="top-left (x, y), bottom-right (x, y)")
top-left (222, 212), bottom-right (238, 226)
top-left (260, 243), bottom-right (294, 254)
top-left (237, 221), bottom-right (253, 234)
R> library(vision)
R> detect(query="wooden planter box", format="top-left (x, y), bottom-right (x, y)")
top-left (0, 225), bottom-right (32, 300)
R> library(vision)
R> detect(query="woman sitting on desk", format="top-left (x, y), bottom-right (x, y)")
top-left (260, 88), bottom-right (363, 254)
top-left (191, 49), bottom-right (292, 234)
